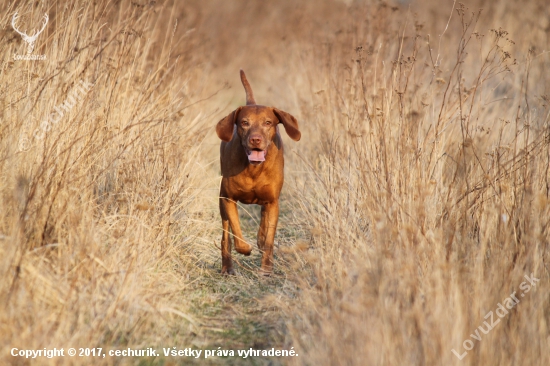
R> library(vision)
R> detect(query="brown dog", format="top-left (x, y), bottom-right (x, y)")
top-left (216, 70), bottom-right (301, 275)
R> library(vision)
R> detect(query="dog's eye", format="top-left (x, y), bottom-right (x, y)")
top-left (265, 120), bottom-right (272, 126)
top-left (241, 121), bottom-right (249, 126)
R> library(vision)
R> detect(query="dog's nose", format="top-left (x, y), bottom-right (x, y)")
top-left (249, 134), bottom-right (263, 146)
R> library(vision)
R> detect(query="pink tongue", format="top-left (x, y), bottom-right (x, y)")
top-left (248, 150), bottom-right (265, 162)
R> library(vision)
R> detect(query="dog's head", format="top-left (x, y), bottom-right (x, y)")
top-left (216, 71), bottom-right (301, 165)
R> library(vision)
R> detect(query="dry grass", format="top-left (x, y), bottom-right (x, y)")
top-left (1, 0), bottom-right (549, 365)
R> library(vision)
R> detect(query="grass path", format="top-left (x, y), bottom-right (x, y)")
top-left (176, 142), bottom-right (303, 365)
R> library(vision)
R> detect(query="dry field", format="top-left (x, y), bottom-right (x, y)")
top-left (1, 0), bottom-right (549, 365)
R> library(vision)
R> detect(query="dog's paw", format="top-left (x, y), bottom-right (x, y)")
top-left (235, 243), bottom-right (252, 256)
top-left (221, 267), bottom-right (235, 275)
top-left (258, 268), bottom-right (272, 277)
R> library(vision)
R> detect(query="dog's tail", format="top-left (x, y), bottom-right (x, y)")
top-left (240, 69), bottom-right (256, 105)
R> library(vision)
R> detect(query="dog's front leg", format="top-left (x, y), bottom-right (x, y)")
top-left (260, 202), bottom-right (279, 275)
top-left (219, 197), bottom-right (234, 274)
top-left (221, 197), bottom-right (252, 256)
top-left (257, 205), bottom-right (267, 251)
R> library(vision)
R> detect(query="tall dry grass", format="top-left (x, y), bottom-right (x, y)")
top-left (276, 1), bottom-right (550, 365)
top-left (1, 0), bottom-right (549, 365)
top-left (1, 0), bottom-right (215, 363)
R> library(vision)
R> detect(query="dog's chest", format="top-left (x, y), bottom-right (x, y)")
top-left (228, 173), bottom-right (281, 205)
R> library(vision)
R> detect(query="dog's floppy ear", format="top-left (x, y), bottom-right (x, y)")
top-left (273, 108), bottom-right (301, 141)
top-left (216, 107), bottom-right (242, 142)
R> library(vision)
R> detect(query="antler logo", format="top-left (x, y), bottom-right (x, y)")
top-left (12, 12), bottom-right (49, 55)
